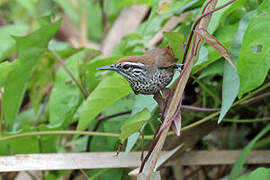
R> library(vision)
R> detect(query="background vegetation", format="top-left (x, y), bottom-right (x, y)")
top-left (0, 0), bottom-right (270, 179)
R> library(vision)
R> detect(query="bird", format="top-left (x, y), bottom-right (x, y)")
top-left (97, 47), bottom-right (183, 95)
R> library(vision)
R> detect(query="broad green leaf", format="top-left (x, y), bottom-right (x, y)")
top-left (207, 0), bottom-right (235, 34)
top-left (220, 0), bottom-right (248, 23)
top-left (259, 0), bottom-right (270, 16)
top-left (77, 73), bottom-right (132, 131)
top-left (13, 106), bottom-right (41, 131)
top-left (0, 24), bottom-right (28, 62)
top-left (229, 124), bottom-right (270, 180)
top-left (120, 108), bottom-right (151, 143)
top-left (0, 142), bottom-right (9, 155)
top-left (173, 0), bottom-right (201, 15)
top-left (3, 20), bottom-right (61, 130)
top-left (85, 56), bottom-right (122, 91)
top-left (124, 95), bottom-right (157, 156)
top-left (102, 96), bottom-right (135, 149)
top-left (37, 125), bottom-right (59, 153)
top-left (0, 61), bottom-right (18, 87)
top-left (218, 10), bottom-right (256, 123)
top-left (236, 168), bottom-right (270, 180)
top-left (0, 128), bottom-right (40, 154)
top-left (89, 169), bottom-right (124, 180)
top-left (198, 60), bottom-right (224, 79)
top-left (238, 12), bottom-right (270, 97)
top-left (29, 55), bottom-right (54, 113)
top-left (164, 32), bottom-right (185, 61)
top-left (49, 50), bottom-right (85, 126)
top-left (131, 95), bottom-right (157, 116)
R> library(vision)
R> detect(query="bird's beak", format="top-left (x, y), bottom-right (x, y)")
top-left (97, 64), bottom-right (117, 71)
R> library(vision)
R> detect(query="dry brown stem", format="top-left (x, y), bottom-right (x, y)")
top-left (141, 1), bottom-right (218, 178)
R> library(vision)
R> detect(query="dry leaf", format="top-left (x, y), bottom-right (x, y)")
top-left (194, 28), bottom-right (236, 69)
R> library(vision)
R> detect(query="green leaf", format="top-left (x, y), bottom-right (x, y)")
top-left (124, 95), bottom-right (157, 156)
top-left (102, 96), bottom-right (135, 149)
top-left (120, 108), bottom-right (151, 143)
top-left (131, 94), bottom-right (157, 116)
top-left (229, 124), bottom-right (270, 180)
top-left (218, 10), bottom-right (256, 123)
top-left (37, 125), bottom-right (59, 153)
top-left (0, 61), bottom-right (18, 87)
top-left (29, 55), bottom-right (54, 113)
top-left (198, 60), bottom-right (224, 79)
top-left (236, 168), bottom-right (270, 180)
top-left (219, 0), bottom-right (247, 23)
top-left (3, 20), bottom-right (61, 130)
top-left (1, 129), bottom-right (40, 154)
top-left (49, 50), bottom-right (86, 126)
top-left (238, 11), bottom-right (270, 97)
top-left (77, 73), bottom-right (132, 131)
top-left (207, 0), bottom-right (234, 34)
top-left (89, 169), bottom-right (124, 180)
top-left (163, 32), bottom-right (185, 61)
top-left (259, 0), bottom-right (270, 17)
top-left (0, 24), bottom-right (28, 62)
top-left (85, 56), bottom-right (123, 91)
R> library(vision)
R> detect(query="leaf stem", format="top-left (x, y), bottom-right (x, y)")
top-left (48, 49), bottom-right (88, 98)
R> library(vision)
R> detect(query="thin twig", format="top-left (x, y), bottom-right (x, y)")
top-left (240, 91), bottom-right (270, 105)
top-left (222, 117), bottom-right (270, 123)
top-left (48, 49), bottom-right (88, 98)
top-left (99, 110), bottom-right (132, 121)
top-left (182, 105), bottom-right (219, 112)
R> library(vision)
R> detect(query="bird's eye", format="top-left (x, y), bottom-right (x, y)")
top-left (123, 64), bottom-right (130, 69)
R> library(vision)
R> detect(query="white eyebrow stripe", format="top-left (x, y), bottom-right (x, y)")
top-left (121, 62), bottom-right (145, 67)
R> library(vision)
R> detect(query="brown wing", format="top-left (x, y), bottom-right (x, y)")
top-left (145, 47), bottom-right (177, 68)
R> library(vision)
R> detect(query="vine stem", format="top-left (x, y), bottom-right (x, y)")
top-left (0, 130), bottom-right (120, 141)
top-left (48, 49), bottom-right (88, 98)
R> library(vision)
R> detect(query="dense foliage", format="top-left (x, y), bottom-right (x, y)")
top-left (0, 0), bottom-right (270, 179)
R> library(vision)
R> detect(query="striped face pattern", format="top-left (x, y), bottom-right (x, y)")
top-left (115, 62), bottom-right (175, 95)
